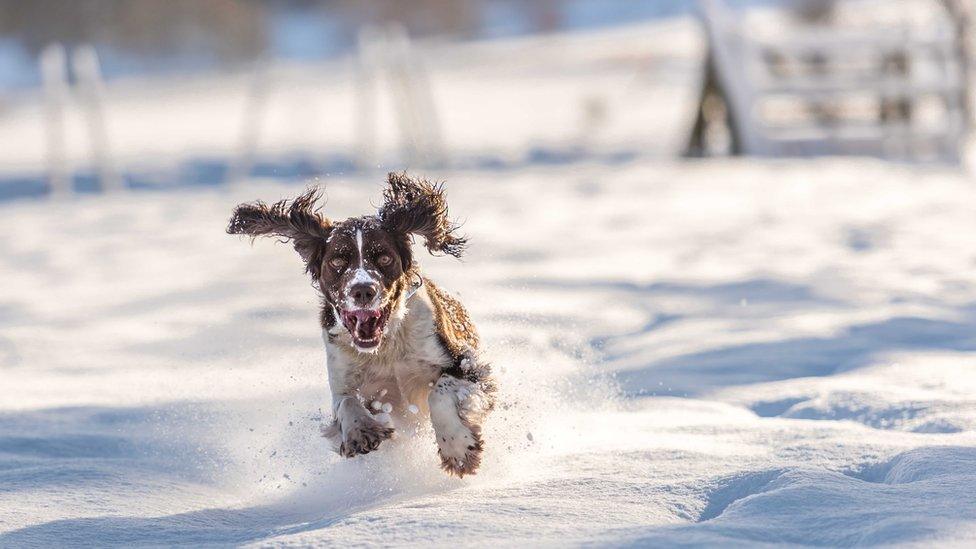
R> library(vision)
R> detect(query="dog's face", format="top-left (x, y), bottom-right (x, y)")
top-left (228, 172), bottom-right (466, 352)
top-left (319, 219), bottom-right (409, 350)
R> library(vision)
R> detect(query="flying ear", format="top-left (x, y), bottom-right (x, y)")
top-left (227, 187), bottom-right (332, 278)
top-left (378, 172), bottom-right (467, 258)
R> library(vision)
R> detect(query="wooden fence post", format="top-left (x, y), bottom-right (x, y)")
top-left (355, 25), bottom-right (382, 171)
top-left (73, 44), bottom-right (121, 192)
top-left (40, 43), bottom-right (70, 197)
top-left (229, 57), bottom-right (270, 184)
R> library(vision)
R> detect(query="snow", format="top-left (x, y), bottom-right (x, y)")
top-left (3, 11), bottom-right (976, 547)
top-left (3, 157), bottom-right (976, 546)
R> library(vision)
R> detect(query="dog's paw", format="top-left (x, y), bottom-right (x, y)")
top-left (437, 425), bottom-right (483, 477)
top-left (339, 416), bottom-right (394, 457)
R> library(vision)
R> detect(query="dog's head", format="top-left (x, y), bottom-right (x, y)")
top-left (227, 172), bottom-right (465, 352)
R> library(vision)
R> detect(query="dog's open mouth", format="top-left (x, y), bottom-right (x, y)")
top-left (340, 307), bottom-right (389, 350)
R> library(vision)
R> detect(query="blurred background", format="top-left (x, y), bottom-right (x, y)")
top-left (1, 0), bottom-right (971, 200)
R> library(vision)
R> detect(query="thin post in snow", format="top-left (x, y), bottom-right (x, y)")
top-left (72, 44), bottom-right (122, 192)
top-left (355, 25), bottom-right (382, 172)
top-left (229, 56), bottom-right (270, 185)
top-left (384, 25), bottom-right (420, 167)
top-left (40, 42), bottom-right (70, 197)
top-left (383, 23), bottom-right (445, 169)
top-left (401, 29), bottom-right (445, 168)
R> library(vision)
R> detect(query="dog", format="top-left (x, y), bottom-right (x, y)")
top-left (227, 172), bottom-right (495, 477)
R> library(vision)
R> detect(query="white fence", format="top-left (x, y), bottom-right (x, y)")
top-left (691, 0), bottom-right (968, 162)
top-left (36, 25), bottom-right (446, 197)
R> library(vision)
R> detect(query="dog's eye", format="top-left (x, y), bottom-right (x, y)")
top-left (376, 254), bottom-right (393, 267)
top-left (329, 257), bottom-right (347, 269)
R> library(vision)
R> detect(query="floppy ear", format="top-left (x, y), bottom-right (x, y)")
top-left (227, 187), bottom-right (332, 278)
top-left (378, 172), bottom-right (466, 258)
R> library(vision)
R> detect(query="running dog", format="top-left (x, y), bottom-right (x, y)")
top-left (227, 172), bottom-right (495, 476)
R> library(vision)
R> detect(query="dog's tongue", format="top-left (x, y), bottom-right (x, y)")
top-left (350, 309), bottom-right (380, 324)
top-left (355, 311), bottom-right (379, 338)
top-left (344, 309), bottom-right (382, 341)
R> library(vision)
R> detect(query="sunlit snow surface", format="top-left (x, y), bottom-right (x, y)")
top-left (4, 159), bottom-right (976, 546)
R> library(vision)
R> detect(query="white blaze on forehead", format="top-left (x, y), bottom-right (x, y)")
top-left (356, 228), bottom-right (365, 268)
top-left (352, 228), bottom-right (377, 282)
top-left (343, 227), bottom-right (380, 309)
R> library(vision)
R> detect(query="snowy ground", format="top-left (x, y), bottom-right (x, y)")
top-left (3, 157), bottom-right (976, 546)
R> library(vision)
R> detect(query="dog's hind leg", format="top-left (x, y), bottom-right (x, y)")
top-left (428, 356), bottom-right (495, 477)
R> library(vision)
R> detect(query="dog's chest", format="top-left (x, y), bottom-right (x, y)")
top-left (348, 295), bottom-right (449, 411)
top-left (356, 353), bottom-right (440, 412)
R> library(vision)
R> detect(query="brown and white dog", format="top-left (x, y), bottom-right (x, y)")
top-left (227, 172), bottom-right (495, 477)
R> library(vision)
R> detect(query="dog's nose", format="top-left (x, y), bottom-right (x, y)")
top-left (349, 282), bottom-right (379, 306)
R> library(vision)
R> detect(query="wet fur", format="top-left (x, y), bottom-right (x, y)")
top-left (227, 188), bottom-right (332, 279)
top-left (379, 172), bottom-right (467, 258)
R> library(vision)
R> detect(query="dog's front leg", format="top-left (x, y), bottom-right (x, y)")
top-left (428, 356), bottom-right (495, 477)
top-left (321, 340), bottom-right (393, 457)
top-left (332, 395), bottom-right (394, 457)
